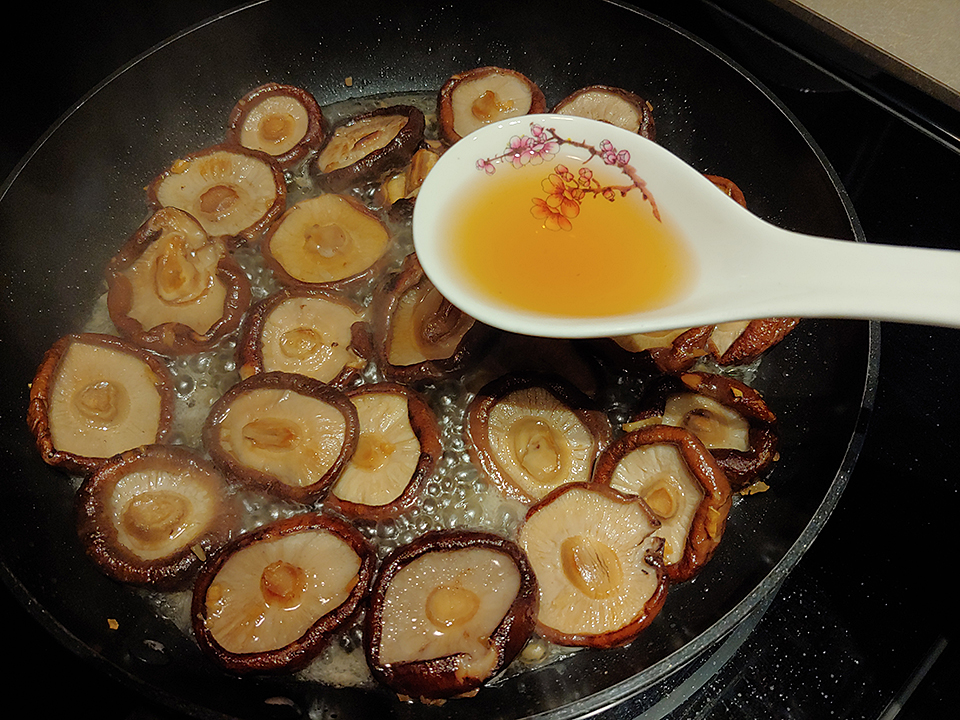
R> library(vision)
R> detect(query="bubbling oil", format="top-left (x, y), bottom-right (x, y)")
top-left (78, 91), bottom-right (578, 691)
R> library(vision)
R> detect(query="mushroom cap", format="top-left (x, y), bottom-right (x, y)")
top-left (367, 253), bottom-right (493, 384)
top-left (105, 207), bottom-right (252, 356)
top-left (147, 143), bottom-right (287, 247)
top-left (236, 286), bottom-right (369, 388)
top-left (518, 482), bottom-right (667, 647)
top-left (192, 512), bottom-right (375, 674)
top-left (437, 66), bottom-right (547, 145)
top-left (364, 529), bottom-right (538, 700)
top-left (466, 371), bottom-right (612, 504)
top-left (202, 371), bottom-right (359, 503)
top-left (593, 424), bottom-right (733, 581)
top-left (327, 382), bottom-right (442, 523)
top-left (312, 105), bottom-right (425, 193)
top-left (626, 372), bottom-right (780, 489)
top-left (27, 333), bottom-right (176, 474)
top-left (226, 82), bottom-right (326, 169)
top-left (552, 84), bottom-right (655, 140)
top-left (76, 444), bottom-right (239, 589)
top-left (261, 193), bottom-right (393, 292)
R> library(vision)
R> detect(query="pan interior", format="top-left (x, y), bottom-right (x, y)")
top-left (0, 1), bottom-right (875, 717)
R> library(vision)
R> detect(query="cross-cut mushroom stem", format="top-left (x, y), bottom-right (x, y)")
top-left (593, 424), bottom-right (732, 581)
top-left (364, 529), bottom-right (538, 701)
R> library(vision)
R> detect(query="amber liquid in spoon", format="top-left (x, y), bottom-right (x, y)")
top-left (448, 164), bottom-right (693, 318)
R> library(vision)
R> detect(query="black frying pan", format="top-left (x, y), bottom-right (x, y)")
top-left (0, 1), bottom-right (876, 717)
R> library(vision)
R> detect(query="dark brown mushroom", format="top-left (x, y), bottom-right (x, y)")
top-left (465, 372), bottom-right (612, 505)
top-left (625, 372), bottom-right (780, 490)
top-left (312, 105), bottom-right (425, 193)
top-left (518, 482), bottom-right (667, 648)
top-left (105, 207), bottom-right (251, 356)
top-left (225, 82), bottom-right (325, 169)
top-left (437, 66), bottom-right (547, 145)
top-left (364, 529), bottom-right (538, 701)
top-left (593, 424), bottom-right (732, 581)
top-left (703, 175), bottom-right (746, 207)
top-left (147, 143), bottom-right (286, 247)
top-left (260, 193), bottom-right (393, 292)
top-left (76, 444), bottom-right (239, 589)
top-left (27, 333), bottom-right (175, 475)
top-left (326, 383), bottom-right (442, 523)
top-left (364, 253), bottom-right (492, 384)
top-left (236, 287), bottom-right (369, 388)
top-left (202, 371), bottom-right (359, 503)
top-left (707, 317), bottom-right (801, 366)
top-left (192, 512), bottom-right (375, 674)
top-left (376, 143), bottom-right (443, 222)
top-left (552, 84), bottom-right (655, 140)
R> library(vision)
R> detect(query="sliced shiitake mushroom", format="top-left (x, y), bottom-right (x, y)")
top-left (226, 82), bottom-right (325, 169)
top-left (624, 372), bottom-right (779, 490)
top-left (261, 193), bottom-right (392, 291)
top-left (202, 371), bottom-right (359, 503)
top-left (105, 207), bottom-right (251, 356)
top-left (327, 383), bottom-right (441, 523)
top-left (76, 444), bottom-right (238, 589)
top-left (27, 333), bottom-right (175, 474)
top-left (437, 66), bottom-right (547, 145)
top-left (465, 372), bottom-right (612, 505)
top-left (552, 85), bottom-right (655, 140)
top-left (365, 253), bottom-right (491, 384)
top-left (147, 144), bottom-right (286, 247)
top-left (377, 143), bottom-right (443, 222)
top-left (364, 529), bottom-right (538, 701)
top-left (236, 287), bottom-right (369, 388)
top-left (602, 325), bottom-right (714, 375)
top-left (707, 317), bottom-right (801, 366)
top-left (193, 512), bottom-right (375, 674)
top-left (518, 482), bottom-right (667, 648)
top-left (312, 105), bottom-right (425, 193)
top-left (593, 424), bottom-right (732, 581)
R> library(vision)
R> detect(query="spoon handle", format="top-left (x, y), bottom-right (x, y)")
top-left (758, 231), bottom-right (960, 328)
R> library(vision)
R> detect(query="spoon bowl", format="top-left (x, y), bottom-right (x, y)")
top-left (412, 113), bottom-right (960, 338)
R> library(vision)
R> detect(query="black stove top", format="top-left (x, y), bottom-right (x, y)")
top-left (2, 2), bottom-right (955, 718)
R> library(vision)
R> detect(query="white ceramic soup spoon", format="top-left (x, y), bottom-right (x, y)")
top-left (412, 113), bottom-right (960, 339)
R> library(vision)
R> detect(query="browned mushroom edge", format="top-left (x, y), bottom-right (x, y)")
top-left (377, 142), bottom-right (444, 223)
top-left (363, 529), bottom-right (539, 701)
top-left (326, 382), bottom-right (443, 523)
top-left (311, 105), bottom-right (426, 193)
top-left (76, 444), bottom-right (239, 589)
top-left (26, 332), bottom-right (176, 475)
top-left (235, 286), bottom-right (370, 389)
top-left (592, 424), bottom-right (733, 582)
top-left (362, 252), bottom-right (494, 384)
top-left (465, 371), bottom-right (613, 505)
top-left (145, 142), bottom-right (287, 248)
top-left (191, 512), bottom-right (375, 674)
top-left (703, 175), bottom-right (746, 208)
top-left (520, 481), bottom-right (668, 648)
top-left (436, 66), bottom-right (547, 146)
top-left (225, 82), bottom-right (326, 169)
top-left (627, 372), bottom-right (780, 490)
top-left (201, 371), bottom-right (359, 503)
top-left (105, 209), bottom-right (252, 356)
top-left (713, 317), bottom-right (801, 366)
top-left (552, 84), bottom-right (656, 141)
top-left (259, 193), bottom-right (394, 295)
